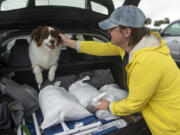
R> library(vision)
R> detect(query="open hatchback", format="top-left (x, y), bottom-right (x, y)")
top-left (0, 0), bottom-right (151, 135)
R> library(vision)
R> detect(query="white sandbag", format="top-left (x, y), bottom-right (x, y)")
top-left (68, 76), bottom-right (100, 111)
top-left (94, 84), bottom-right (128, 120)
top-left (38, 82), bottom-right (92, 130)
top-left (92, 92), bottom-right (119, 120)
top-left (95, 110), bottom-right (119, 120)
top-left (99, 84), bottom-right (128, 101)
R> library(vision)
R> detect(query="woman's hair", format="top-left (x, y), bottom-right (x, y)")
top-left (119, 25), bottom-right (151, 46)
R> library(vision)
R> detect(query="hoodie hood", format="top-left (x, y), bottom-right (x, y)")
top-left (129, 32), bottom-right (170, 63)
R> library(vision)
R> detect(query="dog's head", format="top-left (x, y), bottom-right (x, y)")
top-left (31, 26), bottom-right (62, 49)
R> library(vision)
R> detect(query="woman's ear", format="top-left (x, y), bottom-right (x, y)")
top-left (123, 28), bottom-right (131, 37)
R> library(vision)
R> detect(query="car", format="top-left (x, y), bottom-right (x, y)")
top-left (0, 0), bottom-right (151, 135)
top-left (161, 19), bottom-right (180, 67)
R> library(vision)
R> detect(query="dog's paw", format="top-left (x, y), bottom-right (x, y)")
top-left (48, 70), bottom-right (55, 82)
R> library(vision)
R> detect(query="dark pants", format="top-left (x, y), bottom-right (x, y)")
top-left (107, 119), bottom-right (151, 135)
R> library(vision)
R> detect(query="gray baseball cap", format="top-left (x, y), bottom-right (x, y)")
top-left (98, 5), bottom-right (146, 30)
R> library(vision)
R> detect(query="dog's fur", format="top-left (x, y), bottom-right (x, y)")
top-left (29, 26), bottom-right (61, 85)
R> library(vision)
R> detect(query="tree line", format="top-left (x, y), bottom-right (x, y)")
top-left (145, 17), bottom-right (170, 27)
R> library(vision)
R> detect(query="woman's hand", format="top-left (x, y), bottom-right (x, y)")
top-left (95, 99), bottom-right (110, 111)
top-left (59, 33), bottom-right (77, 49)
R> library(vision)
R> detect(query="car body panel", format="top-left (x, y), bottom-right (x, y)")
top-left (161, 19), bottom-right (180, 65)
top-left (162, 36), bottom-right (180, 62)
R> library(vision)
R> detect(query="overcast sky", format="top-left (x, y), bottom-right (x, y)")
top-left (138, 0), bottom-right (180, 23)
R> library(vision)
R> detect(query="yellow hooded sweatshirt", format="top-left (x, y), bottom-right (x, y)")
top-left (79, 33), bottom-right (180, 135)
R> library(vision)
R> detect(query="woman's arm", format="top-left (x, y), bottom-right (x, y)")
top-left (59, 33), bottom-right (125, 59)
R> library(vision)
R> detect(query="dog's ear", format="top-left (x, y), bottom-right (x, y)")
top-left (31, 26), bottom-right (43, 46)
top-left (55, 27), bottom-right (62, 45)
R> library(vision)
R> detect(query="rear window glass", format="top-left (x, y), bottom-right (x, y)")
top-left (35, 0), bottom-right (109, 15)
top-left (0, 0), bottom-right (28, 11)
top-left (36, 0), bottom-right (86, 9)
top-left (91, 1), bottom-right (108, 15)
top-left (0, 0), bottom-right (125, 15)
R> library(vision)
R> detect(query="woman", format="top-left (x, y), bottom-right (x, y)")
top-left (59, 5), bottom-right (180, 135)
